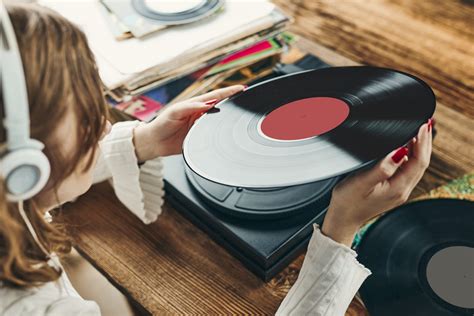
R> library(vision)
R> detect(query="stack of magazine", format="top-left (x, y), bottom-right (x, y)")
top-left (40, 0), bottom-right (291, 121)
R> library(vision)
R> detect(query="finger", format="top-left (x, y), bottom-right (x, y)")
top-left (411, 122), bottom-right (432, 163)
top-left (192, 110), bottom-right (207, 124)
top-left (359, 147), bottom-right (408, 187)
top-left (189, 85), bottom-right (245, 103)
top-left (389, 122), bottom-right (432, 190)
top-left (167, 101), bottom-right (214, 120)
top-left (187, 112), bottom-right (203, 130)
top-left (407, 137), bottom-right (416, 157)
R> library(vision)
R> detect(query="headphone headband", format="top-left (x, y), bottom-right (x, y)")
top-left (1, 3), bottom-right (40, 151)
top-left (1, 3), bottom-right (51, 201)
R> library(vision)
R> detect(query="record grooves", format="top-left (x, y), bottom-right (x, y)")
top-left (183, 66), bottom-right (436, 188)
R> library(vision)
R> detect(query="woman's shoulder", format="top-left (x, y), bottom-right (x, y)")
top-left (0, 279), bottom-right (100, 316)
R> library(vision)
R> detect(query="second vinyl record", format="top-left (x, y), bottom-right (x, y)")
top-left (357, 199), bottom-right (474, 316)
top-left (183, 66), bottom-right (436, 188)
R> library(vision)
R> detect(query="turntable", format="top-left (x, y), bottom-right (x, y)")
top-left (163, 56), bottom-right (337, 281)
top-left (162, 55), bottom-right (435, 281)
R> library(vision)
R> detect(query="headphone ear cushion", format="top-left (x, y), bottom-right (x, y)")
top-left (1, 148), bottom-right (51, 202)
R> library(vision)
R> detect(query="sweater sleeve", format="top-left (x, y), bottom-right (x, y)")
top-left (276, 224), bottom-right (371, 316)
top-left (0, 272), bottom-right (100, 316)
top-left (0, 294), bottom-right (100, 316)
top-left (93, 121), bottom-right (165, 224)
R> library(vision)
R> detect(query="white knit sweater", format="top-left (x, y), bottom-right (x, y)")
top-left (0, 121), bottom-right (370, 316)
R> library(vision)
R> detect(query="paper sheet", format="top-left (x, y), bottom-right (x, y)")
top-left (39, 0), bottom-right (276, 88)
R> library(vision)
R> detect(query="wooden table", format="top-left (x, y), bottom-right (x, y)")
top-left (62, 1), bottom-right (474, 315)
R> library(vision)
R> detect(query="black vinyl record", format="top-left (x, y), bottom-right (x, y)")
top-left (183, 66), bottom-right (436, 188)
top-left (132, 0), bottom-right (223, 25)
top-left (358, 199), bottom-right (474, 316)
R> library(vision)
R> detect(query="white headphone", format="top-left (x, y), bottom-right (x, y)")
top-left (1, 3), bottom-right (51, 202)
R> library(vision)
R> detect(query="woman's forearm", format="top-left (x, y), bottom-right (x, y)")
top-left (321, 207), bottom-right (359, 247)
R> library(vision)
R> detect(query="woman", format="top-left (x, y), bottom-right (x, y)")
top-left (0, 4), bottom-right (432, 315)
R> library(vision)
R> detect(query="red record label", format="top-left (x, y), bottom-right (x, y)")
top-left (259, 97), bottom-right (350, 141)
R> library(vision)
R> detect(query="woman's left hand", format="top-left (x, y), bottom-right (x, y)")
top-left (133, 85), bottom-right (245, 161)
top-left (322, 121), bottom-right (433, 246)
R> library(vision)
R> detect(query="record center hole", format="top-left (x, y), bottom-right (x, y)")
top-left (259, 97), bottom-right (350, 141)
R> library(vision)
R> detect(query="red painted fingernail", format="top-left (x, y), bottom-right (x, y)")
top-left (243, 85), bottom-right (249, 91)
top-left (205, 99), bottom-right (218, 106)
top-left (392, 147), bottom-right (408, 163)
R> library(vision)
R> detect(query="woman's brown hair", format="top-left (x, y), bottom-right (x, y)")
top-left (0, 3), bottom-right (108, 287)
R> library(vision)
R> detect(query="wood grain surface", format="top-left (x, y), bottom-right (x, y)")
top-left (274, 0), bottom-right (474, 118)
top-left (61, 1), bottom-right (473, 315)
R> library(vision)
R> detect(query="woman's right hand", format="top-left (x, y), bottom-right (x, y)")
top-left (322, 120), bottom-right (433, 246)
